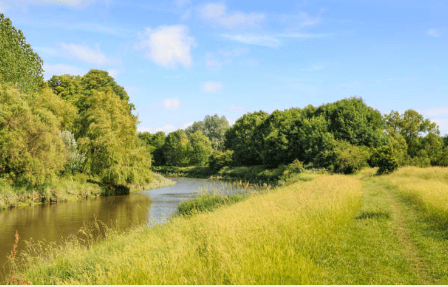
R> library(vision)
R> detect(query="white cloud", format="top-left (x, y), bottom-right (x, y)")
top-left (419, 106), bottom-right (448, 117)
top-left (220, 47), bottom-right (249, 58)
top-left (182, 121), bottom-right (194, 129)
top-left (229, 105), bottom-right (247, 111)
top-left (203, 81), bottom-right (223, 93)
top-left (280, 11), bottom-right (322, 29)
top-left (43, 64), bottom-right (86, 80)
top-left (222, 34), bottom-right (280, 47)
top-left (58, 43), bottom-right (111, 65)
top-left (228, 118), bottom-right (236, 126)
top-left (427, 28), bottom-right (441, 38)
top-left (199, 2), bottom-right (264, 29)
top-left (277, 32), bottom-right (329, 38)
top-left (162, 98), bottom-right (181, 110)
top-left (136, 25), bottom-right (195, 68)
top-left (206, 53), bottom-right (223, 70)
top-left (15, 0), bottom-right (93, 8)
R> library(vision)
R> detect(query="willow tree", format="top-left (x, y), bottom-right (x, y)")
top-left (0, 14), bottom-right (43, 93)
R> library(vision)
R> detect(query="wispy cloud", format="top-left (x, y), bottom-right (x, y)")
top-left (280, 11), bottom-right (322, 29)
top-left (203, 81), bottom-right (223, 93)
top-left (0, 1), bottom-right (10, 12)
top-left (221, 34), bottom-right (280, 47)
top-left (174, 0), bottom-right (190, 8)
top-left (229, 105), bottom-right (247, 111)
top-left (58, 43), bottom-right (111, 65)
top-left (162, 98), bottom-right (181, 109)
top-left (198, 2), bottom-right (264, 29)
top-left (136, 25), bottom-right (195, 68)
top-left (43, 64), bottom-right (86, 80)
top-left (15, 0), bottom-right (95, 8)
top-left (220, 47), bottom-right (249, 57)
top-left (427, 28), bottom-right (441, 38)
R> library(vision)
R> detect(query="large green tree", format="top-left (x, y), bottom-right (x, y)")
top-left (0, 84), bottom-right (66, 186)
top-left (185, 114), bottom-right (230, 150)
top-left (224, 111), bottom-right (269, 166)
top-left (0, 14), bottom-right (44, 94)
top-left (163, 130), bottom-right (192, 166)
top-left (189, 131), bottom-right (213, 166)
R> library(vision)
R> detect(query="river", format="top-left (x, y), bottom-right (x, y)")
top-left (0, 177), bottom-right (245, 279)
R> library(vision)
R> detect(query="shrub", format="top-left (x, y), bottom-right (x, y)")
top-left (332, 141), bottom-right (369, 174)
top-left (368, 146), bottom-right (399, 175)
top-left (208, 150), bottom-right (233, 171)
top-left (60, 130), bottom-right (85, 175)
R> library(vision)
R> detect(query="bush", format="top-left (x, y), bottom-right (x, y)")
top-left (332, 141), bottom-right (369, 174)
top-left (208, 150), bottom-right (234, 171)
top-left (368, 146), bottom-right (399, 175)
top-left (60, 130), bottom-right (85, 175)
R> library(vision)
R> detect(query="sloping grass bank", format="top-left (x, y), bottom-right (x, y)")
top-left (0, 172), bottom-right (175, 210)
top-left (14, 174), bottom-right (363, 284)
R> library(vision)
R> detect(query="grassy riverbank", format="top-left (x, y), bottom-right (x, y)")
top-left (9, 166), bottom-right (448, 284)
top-left (0, 172), bottom-right (175, 210)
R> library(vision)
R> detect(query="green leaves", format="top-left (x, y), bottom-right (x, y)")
top-left (0, 14), bottom-right (43, 94)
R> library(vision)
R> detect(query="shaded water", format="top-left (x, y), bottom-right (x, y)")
top-left (0, 178), bottom-right (244, 279)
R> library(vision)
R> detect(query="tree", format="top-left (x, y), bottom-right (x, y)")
top-left (163, 130), bottom-right (191, 166)
top-left (208, 150), bottom-right (234, 171)
top-left (189, 131), bottom-right (213, 166)
top-left (0, 14), bottom-right (44, 94)
top-left (369, 146), bottom-right (399, 175)
top-left (48, 74), bottom-right (83, 103)
top-left (77, 90), bottom-right (151, 185)
top-left (186, 114), bottom-right (230, 150)
top-left (385, 109), bottom-right (439, 158)
top-left (330, 140), bottom-right (369, 174)
top-left (224, 111), bottom-right (269, 165)
top-left (81, 70), bottom-right (135, 113)
top-left (0, 84), bottom-right (66, 186)
top-left (60, 130), bottom-right (85, 175)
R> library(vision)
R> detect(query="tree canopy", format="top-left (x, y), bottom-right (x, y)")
top-left (0, 14), bottom-right (43, 94)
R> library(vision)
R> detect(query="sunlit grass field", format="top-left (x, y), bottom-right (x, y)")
top-left (10, 167), bottom-right (448, 284)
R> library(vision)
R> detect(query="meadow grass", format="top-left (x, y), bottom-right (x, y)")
top-left (15, 174), bottom-right (364, 284)
top-left (11, 167), bottom-right (448, 284)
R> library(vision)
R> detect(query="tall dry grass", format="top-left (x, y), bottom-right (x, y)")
top-left (17, 175), bottom-right (363, 284)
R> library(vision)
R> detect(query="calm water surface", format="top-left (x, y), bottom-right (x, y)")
top-left (0, 177), bottom-right (243, 279)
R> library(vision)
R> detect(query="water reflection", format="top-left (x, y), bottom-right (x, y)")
top-left (0, 177), bottom-right (247, 279)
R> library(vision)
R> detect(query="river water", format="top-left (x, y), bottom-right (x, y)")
top-left (0, 177), bottom-right (244, 279)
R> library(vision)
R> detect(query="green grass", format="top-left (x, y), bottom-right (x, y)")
top-left (8, 167), bottom-right (448, 284)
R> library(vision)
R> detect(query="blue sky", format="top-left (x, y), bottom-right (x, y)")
top-left (1, 0), bottom-right (447, 134)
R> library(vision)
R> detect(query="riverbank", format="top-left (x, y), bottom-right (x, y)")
top-left (152, 163), bottom-right (323, 186)
top-left (0, 172), bottom-right (175, 210)
top-left (11, 166), bottom-right (448, 284)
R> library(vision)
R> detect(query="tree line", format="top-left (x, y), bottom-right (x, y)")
top-left (0, 13), bottom-right (152, 188)
top-left (144, 99), bottom-right (448, 175)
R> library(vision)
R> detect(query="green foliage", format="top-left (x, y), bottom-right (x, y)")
top-left (385, 110), bottom-right (440, 158)
top-left (0, 14), bottom-right (43, 94)
top-left (77, 90), bottom-right (152, 185)
top-left (208, 150), bottom-right (234, 171)
top-left (185, 114), bottom-right (230, 150)
top-left (81, 70), bottom-right (134, 113)
top-left (437, 148), bottom-right (448, 167)
top-left (369, 146), bottom-right (399, 175)
top-left (163, 130), bottom-right (191, 166)
top-left (177, 191), bottom-right (250, 216)
top-left (331, 141), bottom-right (369, 174)
top-left (138, 131), bottom-right (167, 166)
top-left (315, 97), bottom-right (387, 147)
top-left (287, 159), bottom-right (305, 174)
top-left (60, 130), bottom-right (85, 175)
top-left (0, 84), bottom-right (66, 186)
top-left (48, 74), bottom-right (83, 103)
top-left (224, 110), bottom-right (269, 165)
top-left (189, 131), bottom-right (213, 165)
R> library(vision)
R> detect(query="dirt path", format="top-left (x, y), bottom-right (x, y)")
top-left (378, 183), bottom-right (431, 284)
